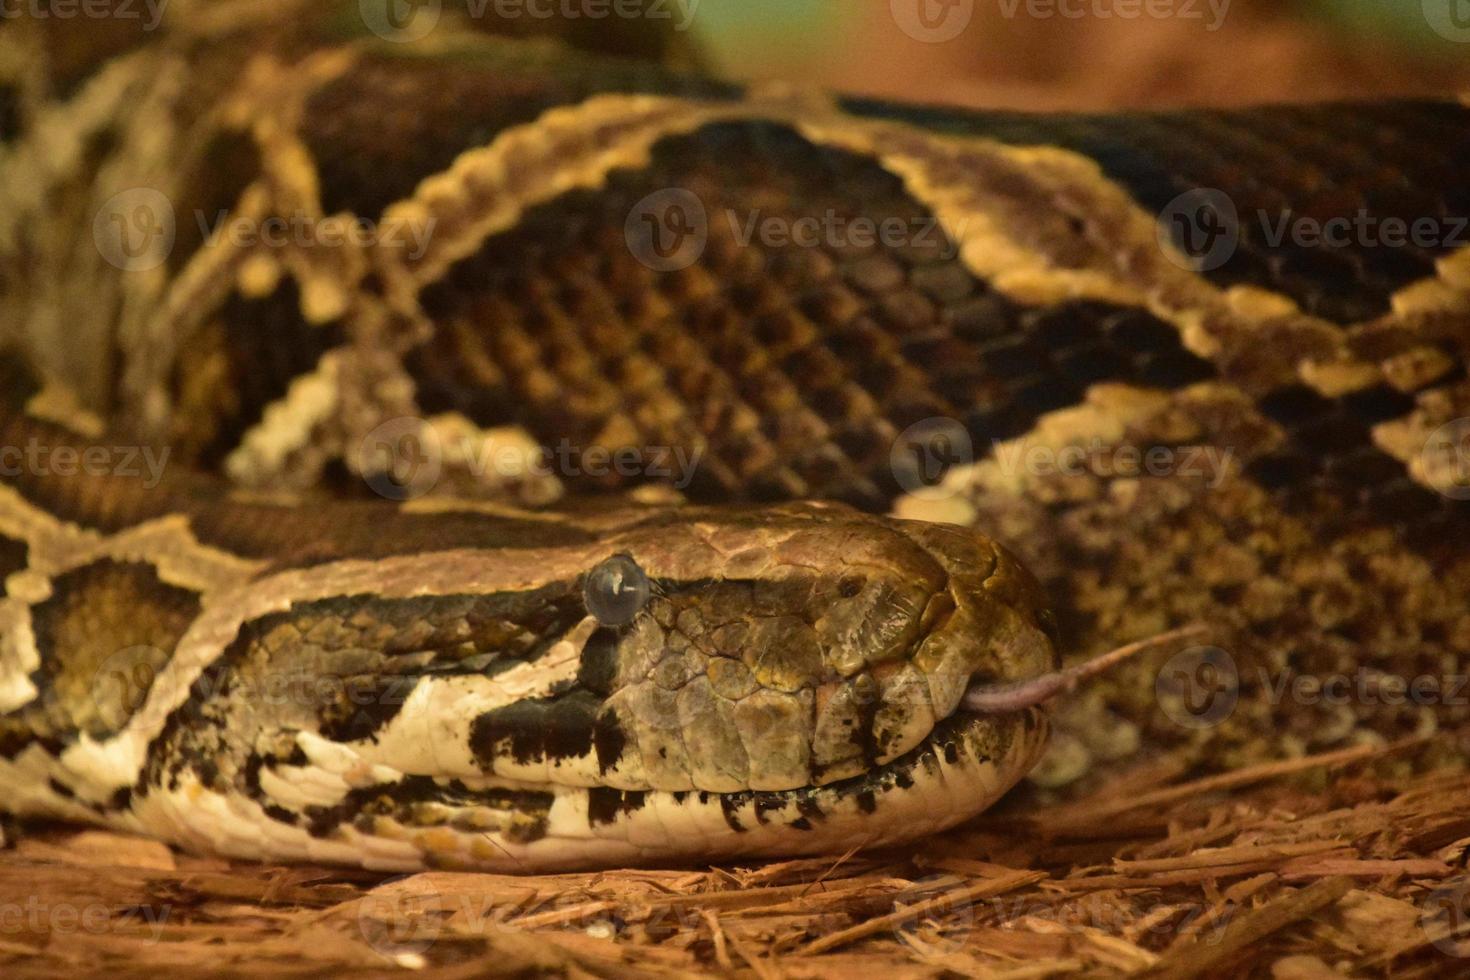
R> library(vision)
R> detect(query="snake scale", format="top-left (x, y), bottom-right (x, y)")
top-left (0, 4), bottom-right (1467, 873)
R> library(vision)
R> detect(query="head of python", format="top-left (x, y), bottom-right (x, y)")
top-left (133, 502), bottom-right (1057, 871)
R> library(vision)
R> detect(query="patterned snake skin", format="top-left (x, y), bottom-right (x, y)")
top-left (0, 6), bottom-right (1467, 871)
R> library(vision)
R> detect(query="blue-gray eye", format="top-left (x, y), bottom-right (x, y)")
top-left (585, 554), bottom-right (650, 626)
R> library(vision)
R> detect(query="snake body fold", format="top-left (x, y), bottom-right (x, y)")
top-left (0, 10), bottom-right (1468, 870)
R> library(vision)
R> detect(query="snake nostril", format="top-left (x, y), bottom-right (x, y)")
top-left (837, 574), bottom-right (866, 598)
top-left (918, 592), bottom-right (956, 635)
top-left (1037, 608), bottom-right (1061, 647)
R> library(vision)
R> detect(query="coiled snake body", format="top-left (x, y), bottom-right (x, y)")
top-left (0, 10), bottom-right (1467, 871)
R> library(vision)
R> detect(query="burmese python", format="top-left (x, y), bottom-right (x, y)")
top-left (0, 6), bottom-right (1468, 872)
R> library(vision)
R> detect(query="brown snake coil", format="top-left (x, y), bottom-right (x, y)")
top-left (0, 10), bottom-right (1467, 871)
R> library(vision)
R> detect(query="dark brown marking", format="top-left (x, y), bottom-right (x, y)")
top-left (0, 535), bottom-right (27, 597)
top-left (413, 120), bottom-right (1216, 508)
top-left (303, 776), bottom-right (553, 839)
top-left (170, 281), bottom-right (344, 468)
top-left (0, 560), bottom-right (201, 748)
top-left (317, 675), bottom-right (422, 744)
top-left (469, 690), bottom-right (602, 768)
top-left (838, 98), bottom-right (1470, 323)
top-left (586, 787), bottom-right (647, 827)
top-left (303, 46), bottom-right (738, 220)
top-left (592, 707), bottom-right (627, 774)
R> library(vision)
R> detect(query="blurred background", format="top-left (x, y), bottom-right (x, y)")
top-left (676, 0), bottom-right (1470, 109)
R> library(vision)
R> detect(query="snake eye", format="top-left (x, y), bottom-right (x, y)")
top-left (584, 554), bottom-right (651, 626)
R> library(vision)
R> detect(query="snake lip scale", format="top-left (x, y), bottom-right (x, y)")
top-left (1, 11), bottom-right (1467, 871)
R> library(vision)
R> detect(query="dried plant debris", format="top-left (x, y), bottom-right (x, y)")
top-left (1, 739), bottom-right (1467, 979)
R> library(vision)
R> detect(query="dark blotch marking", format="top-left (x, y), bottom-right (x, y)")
top-left (303, 775), bottom-right (553, 839)
top-left (576, 627), bottom-right (621, 696)
top-left (303, 48), bottom-right (738, 220)
top-left (264, 804), bottom-right (299, 826)
top-left (586, 788), bottom-right (648, 827)
top-left (718, 795), bottom-right (745, 833)
top-left (839, 98), bottom-right (1469, 323)
top-left (1, 560), bottom-right (201, 752)
top-left (0, 535), bottom-right (27, 597)
top-left (470, 689), bottom-right (602, 768)
top-left (318, 675), bottom-right (422, 743)
top-left (1246, 381), bottom-right (1469, 546)
top-left (593, 708), bottom-right (627, 774)
top-left (753, 793), bottom-right (786, 825)
top-left (412, 119), bottom-right (1219, 509)
top-left (795, 797), bottom-right (826, 825)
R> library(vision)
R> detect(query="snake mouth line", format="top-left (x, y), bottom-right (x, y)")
top-left (318, 705), bottom-right (1052, 872)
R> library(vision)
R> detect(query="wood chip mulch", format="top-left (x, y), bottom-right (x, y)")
top-left (2, 739), bottom-right (1467, 978)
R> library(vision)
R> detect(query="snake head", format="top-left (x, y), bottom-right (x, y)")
top-left (322, 503), bottom-right (1056, 868)
top-left (124, 502), bottom-right (1059, 871)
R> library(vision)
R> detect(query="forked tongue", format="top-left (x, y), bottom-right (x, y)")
top-left (961, 624), bottom-right (1210, 714)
